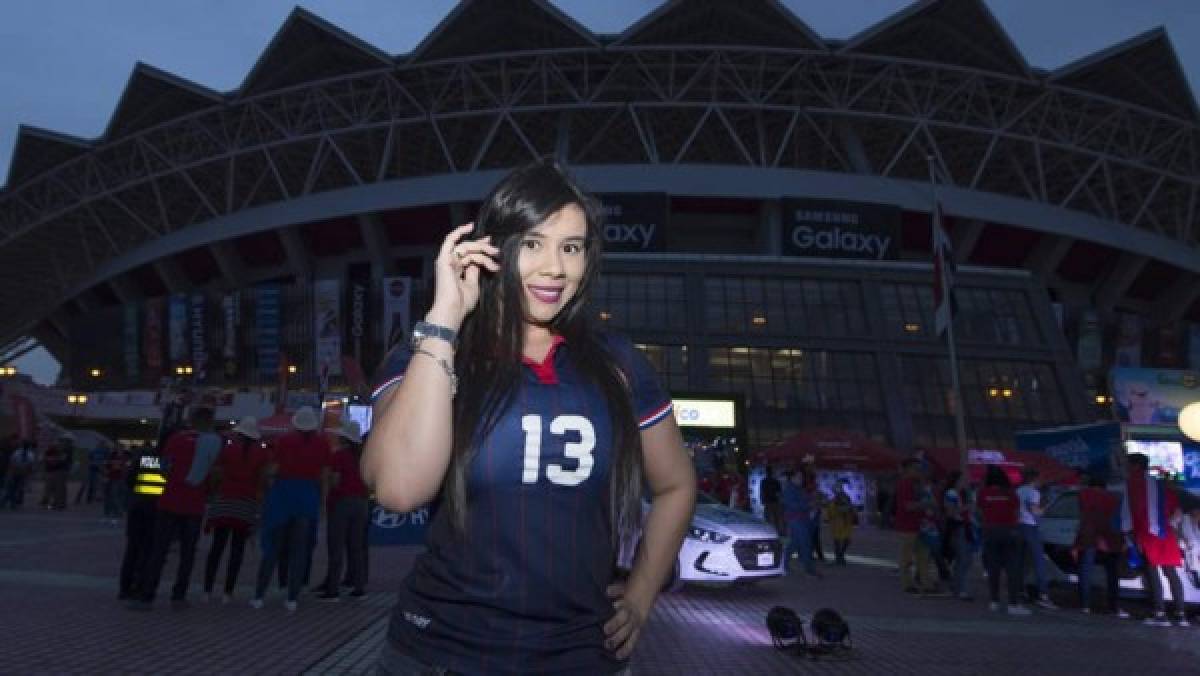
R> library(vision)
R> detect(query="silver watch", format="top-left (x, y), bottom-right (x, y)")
top-left (411, 320), bottom-right (457, 348)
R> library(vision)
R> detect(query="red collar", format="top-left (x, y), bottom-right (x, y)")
top-left (521, 335), bottom-right (566, 385)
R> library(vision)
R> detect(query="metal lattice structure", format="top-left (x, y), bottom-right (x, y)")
top-left (2, 0), bottom-right (1199, 356)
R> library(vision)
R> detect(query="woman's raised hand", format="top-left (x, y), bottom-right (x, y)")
top-left (427, 223), bottom-right (501, 330)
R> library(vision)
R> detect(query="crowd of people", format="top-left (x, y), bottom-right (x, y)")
top-left (0, 431), bottom-right (131, 520)
top-left (120, 402), bottom-right (372, 612)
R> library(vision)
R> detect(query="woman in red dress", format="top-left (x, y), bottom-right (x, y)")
top-left (203, 417), bottom-right (267, 603)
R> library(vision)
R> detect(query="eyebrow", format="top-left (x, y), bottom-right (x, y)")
top-left (524, 232), bottom-right (586, 242)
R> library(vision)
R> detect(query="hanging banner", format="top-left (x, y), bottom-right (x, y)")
top-left (345, 263), bottom-right (373, 368)
top-left (255, 285), bottom-right (283, 382)
top-left (1114, 312), bottom-right (1142, 368)
top-left (1158, 324), bottom-right (1182, 368)
top-left (190, 293), bottom-right (208, 383)
top-left (314, 279), bottom-right (342, 377)
top-left (123, 304), bottom-right (140, 383)
top-left (222, 292), bottom-right (240, 380)
top-left (143, 298), bottom-right (164, 381)
top-left (1190, 324), bottom-right (1200, 370)
top-left (1110, 367), bottom-right (1200, 425)
top-left (168, 294), bottom-right (188, 365)
top-left (1014, 422), bottom-right (1122, 481)
top-left (780, 198), bottom-right (900, 260)
top-left (1077, 309), bottom-right (1102, 372)
top-left (382, 277), bottom-right (412, 350)
top-left (10, 395), bottom-right (36, 442)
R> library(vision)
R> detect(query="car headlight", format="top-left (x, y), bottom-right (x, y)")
top-left (687, 526), bottom-right (731, 544)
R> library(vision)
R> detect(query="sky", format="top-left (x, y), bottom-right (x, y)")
top-left (3, 0), bottom-right (1200, 385)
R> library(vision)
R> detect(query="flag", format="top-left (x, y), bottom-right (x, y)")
top-left (932, 201), bottom-right (956, 337)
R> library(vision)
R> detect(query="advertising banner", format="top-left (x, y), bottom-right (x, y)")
top-left (779, 198), bottom-right (900, 260)
top-left (1184, 442), bottom-right (1200, 495)
top-left (1158, 324), bottom-right (1182, 367)
top-left (1077, 309), bottom-right (1103, 371)
top-left (345, 263), bottom-right (373, 367)
top-left (143, 297), bottom-right (164, 381)
top-left (10, 395), bottom-right (35, 442)
top-left (313, 279), bottom-right (342, 377)
top-left (1110, 367), bottom-right (1200, 425)
top-left (222, 292), bottom-right (240, 380)
top-left (382, 276), bottom-right (412, 350)
top-left (255, 285), bottom-right (282, 381)
top-left (1013, 422), bottom-right (1122, 480)
top-left (123, 304), bottom-right (139, 382)
top-left (190, 293), bottom-right (208, 383)
top-left (168, 294), bottom-right (188, 364)
top-left (1114, 312), bottom-right (1142, 368)
top-left (595, 193), bottom-right (668, 252)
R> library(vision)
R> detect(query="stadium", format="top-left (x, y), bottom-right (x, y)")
top-left (1, 0), bottom-right (1198, 452)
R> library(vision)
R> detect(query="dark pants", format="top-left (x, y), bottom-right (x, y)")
top-left (103, 478), bottom-right (124, 517)
top-left (811, 519), bottom-right (825, 561)
top-left (764, 502), bottom-right (783, 535)
top-left (42, 470), bottom-right (67, 509)
top-left (1078, 548), bottom-right (1120, 612)
top-left (139, 511), bottom-right (203, 602)
top-left (204, 527), bottom-right (248, 595)
top-left (1144, 564), bottom-right (1185, 616)
top-left (2, 472), bottom-right (28, 507)
top-left (784, 520), bottom-right (815, 575)
top-left (982, 526), bottom-right (1023, 604)
top-left (75, 466), bottom-right (100, 504)
top-left (119, 499), bottom-right (157, 598)
top-left (256, 516), bottom-right (313, 602)
top-left (326, 497), bottom-right (369, 594)
top-left (833, 538), bottom-right (850, 564)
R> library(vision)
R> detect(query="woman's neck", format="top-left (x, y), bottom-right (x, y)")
top-left (522, 323), bottom-right (557, 362)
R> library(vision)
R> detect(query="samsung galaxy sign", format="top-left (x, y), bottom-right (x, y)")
top-left (597, 193), bottom-right (667, 252)
top-left (781, 198), bottom-right (900, 261)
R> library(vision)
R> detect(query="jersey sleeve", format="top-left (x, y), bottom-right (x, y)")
top-left (607, 334), bottom-right (673, 430)
top-left (370, 343), bottom-right (414, 404)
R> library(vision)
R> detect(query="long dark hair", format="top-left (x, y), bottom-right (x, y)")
top-left (446, 159), bottom-right (642, 544)
top-left (984, 465), bottom-right (1010, 488)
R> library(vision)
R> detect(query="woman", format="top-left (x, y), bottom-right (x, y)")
top-left (363, 160), bottom-right (696, 674)
top-left (828, 479), bottom-right (856, 566)
top-left (316, 418), bottom-right (369, 601)
top-left (978, 465), bottom-right (1030, 615)
top-left (203, 416), bottom-right (266, 603)
top-left (250, 406), bottom-right (331, 611)
top-left (942, 471), bottom-right (976, 600)
top-left (1074, 474), bottom-right (1124, 616)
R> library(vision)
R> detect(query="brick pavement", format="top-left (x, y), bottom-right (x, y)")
top-left (3, 484), bottom-right (1199, 675)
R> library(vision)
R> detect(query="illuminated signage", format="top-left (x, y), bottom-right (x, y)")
top-left (673, 399), bottom-right (736, 428)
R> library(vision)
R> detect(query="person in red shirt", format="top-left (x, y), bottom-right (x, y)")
top-left (128, 404), bottom-right (222, 610)
top-left (251, 406), bottom-right (332, 611)
top-left (978, 464), bottom-right (1030, 615)
top-left (1074, 474), bottom-right (1124, 616)
top-left (1122, 453), bottom-right (1185, 626)
top-left (203, 416), bottom-right (267, 603)
top-left (894, 458), bottom-right (933, 593)
top-left (317, 418), bottom-right (369, 601)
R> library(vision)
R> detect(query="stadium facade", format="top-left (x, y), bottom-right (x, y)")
top-left (2, 0), bottom-right (1199, 451)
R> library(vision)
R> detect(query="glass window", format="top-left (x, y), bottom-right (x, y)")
top-left (593, 273), bottom-right (687, 332)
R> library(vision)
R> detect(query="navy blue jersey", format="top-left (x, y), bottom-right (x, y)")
top-left (371, 333), bottom-right (671, 675)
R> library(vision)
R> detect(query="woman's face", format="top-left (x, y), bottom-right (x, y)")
top-left (516, 203), bottom-right (588, 327)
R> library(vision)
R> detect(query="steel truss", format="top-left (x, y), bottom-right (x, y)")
top-left (2, 46), bottom-right (1199, 345)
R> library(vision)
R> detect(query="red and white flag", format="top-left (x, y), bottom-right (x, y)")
top-left (932, 202), bottom-right (955, 337)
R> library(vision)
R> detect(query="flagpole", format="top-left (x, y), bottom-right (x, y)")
top-left (928, 156), bottom-right (970, 472)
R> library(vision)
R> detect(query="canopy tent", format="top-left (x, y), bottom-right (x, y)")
top-left (755, 428), bottom-right (903, 473)
top-left (924, 447), bottom-right (1079, 486)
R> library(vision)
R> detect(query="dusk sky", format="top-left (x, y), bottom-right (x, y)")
top-left (3, 0), bottom-right (1199, 384)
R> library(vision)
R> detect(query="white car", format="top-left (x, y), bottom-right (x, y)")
top-left (1039, 489), bottom-right (1200, 606)
top-left (619, 492), bottom-right (784, 590)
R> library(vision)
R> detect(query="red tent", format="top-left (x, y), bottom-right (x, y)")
top-left (756, 428), bottom-right (903, 473)
top-left (924, 447), bottom-right (1079, 485)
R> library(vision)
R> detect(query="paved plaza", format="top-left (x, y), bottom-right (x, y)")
top-left (2, 484), bottom-right (1198, 675)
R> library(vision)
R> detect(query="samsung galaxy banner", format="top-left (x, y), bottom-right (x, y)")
top-left (595, 193), bottom-right (667, 252)
top-left (143, 297), bottom-right (163, 380)
top-left (190, 294), bottom-right (208, 382)
top-left (255, 285), bottom-right (282, 381)
top-left (780, 198), bottom-right (899, 260)
top-left (382, 277), bottom-right (412, 350)
top-left (168, 294), bottom-right (188, 364)
top-left (345, 263), bottom-right (373, 367)
top-left (313, 279), bottom-right (342, 377)
top-left (222, 293), bottom-right (240, 379)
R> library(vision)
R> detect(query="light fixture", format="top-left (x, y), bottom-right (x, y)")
top-left (67, 394), bottom-right (88, 405)
top-left (598, 311), bottom-right (611, 321)
top-left (987, 387), bottom-right (1000, 398)
top-left (751, 315), bottom-right (767, 326)
top-left (0, 366), bottom-right (15, 376)
top-left (1179, 401), bottom-right (1200, 443)
top-left (1095, 394), bottom-right (1110, 405)
top-left (903, 322), bottom-right (921, 333)
top-left (1001, 388), bottom-right (1014, 398)
top-left (139, 418), bottom-right (149, 424)
top-left (288, 365), bottom-right (298, 374)
top-left (89, 368), bottom-right (102, 378)
top-left (184, 366), bottom-right (193, 375)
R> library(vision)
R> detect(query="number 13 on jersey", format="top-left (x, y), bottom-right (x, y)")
top-left (521, 414), bottom-right (596, 486)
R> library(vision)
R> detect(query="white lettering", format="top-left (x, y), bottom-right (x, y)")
top-left (790, 226), bottom-right (891, 259)
top-left (603, 223), bottom-right (657, 249)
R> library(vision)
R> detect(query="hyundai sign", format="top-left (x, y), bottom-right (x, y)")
top-left (781, 198), bottom-right (900, 260)
top-left (673, 398), bottom-right (737, 428)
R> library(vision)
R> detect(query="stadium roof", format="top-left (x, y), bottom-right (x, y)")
top-left (408, 0), bottom-right (598, 63)
top-left (613, 0), bottom-right (825, 50)
top-left (104, 63), bottom-right (223, 139)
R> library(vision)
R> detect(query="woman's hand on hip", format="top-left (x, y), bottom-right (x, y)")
top-left (429, 223), bottom-right (500, 328)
